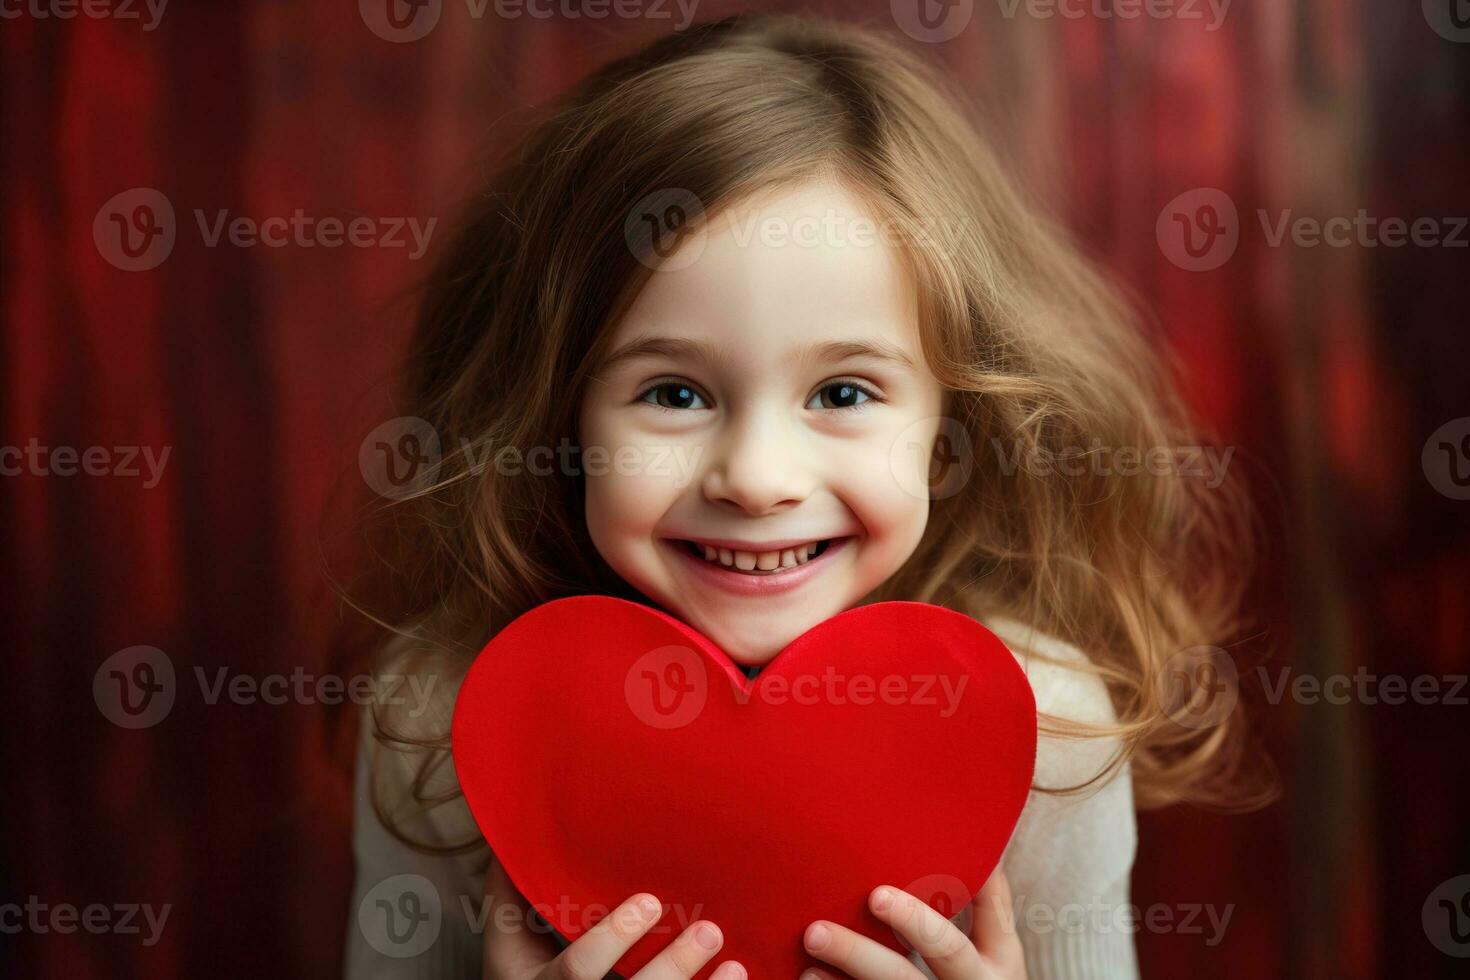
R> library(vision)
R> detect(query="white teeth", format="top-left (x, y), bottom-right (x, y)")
top-left (690, 540), bottom-right (827, 572)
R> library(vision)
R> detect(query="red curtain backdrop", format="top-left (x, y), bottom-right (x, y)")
top-left (4, 2), bottom-right (1467, 978)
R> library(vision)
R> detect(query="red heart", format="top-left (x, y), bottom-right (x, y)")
top-left (452, 596), bottom-right (1036, 979)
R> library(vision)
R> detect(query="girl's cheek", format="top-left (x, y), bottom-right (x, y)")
top-left (581, 426), bottom-right (703, 541)
top-left (825, 423), bottom-right (936, 556)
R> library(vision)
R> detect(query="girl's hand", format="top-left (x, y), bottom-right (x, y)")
top-left (481, 855), bottom-right (746, 980)
top-left (799, 871), bottom-right (1026, 980)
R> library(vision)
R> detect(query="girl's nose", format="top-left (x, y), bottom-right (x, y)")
top-left (700, 416), bottom-right (815, 516)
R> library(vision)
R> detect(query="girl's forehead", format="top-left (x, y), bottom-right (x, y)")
top-left (608, 178), bottom-right (924, 362)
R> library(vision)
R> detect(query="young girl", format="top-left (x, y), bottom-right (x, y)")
top-left (343, 14), bottom-right (1266, 980)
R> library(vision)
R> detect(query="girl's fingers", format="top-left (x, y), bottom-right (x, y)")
top-left (969, 871), bottom-right (1024, 973)
top-left (797, 969), bottom-right (843, 980)
top-left (867, 886), bottom-right (985, 980)
top-left (801, 919), bottom-right (925, 980)
top-left (632, 920), bottom-right (741, 980)
top-left (549, 893), bottom-right (665, 980)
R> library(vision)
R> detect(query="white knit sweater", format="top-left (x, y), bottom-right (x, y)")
top-left (344, 616), bottom-right (1140, 979)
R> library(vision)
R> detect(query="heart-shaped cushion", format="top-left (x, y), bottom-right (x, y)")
top-left (452, 596), bottom-right (1036, 979)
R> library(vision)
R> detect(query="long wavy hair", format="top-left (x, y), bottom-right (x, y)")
top-left (344, 13), bottom-right (1275, 854)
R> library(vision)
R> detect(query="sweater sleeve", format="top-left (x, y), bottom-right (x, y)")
top-left (982, 617), bottom-right (1141, 979)
top-left (909, 617), bottom-right (1140, 980)
top-left (343, 680), bottom-right (488, 979)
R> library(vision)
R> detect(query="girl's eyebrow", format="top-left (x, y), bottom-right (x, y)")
top-left (600, 335), bottom-right (915, 370)
top-left (804, 339), bottom-right (915, 368)
top-left (600, 335), bottom-right (719, 370)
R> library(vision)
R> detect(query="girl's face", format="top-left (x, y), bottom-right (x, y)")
top-left (578, 179), bottom-right (945, 667)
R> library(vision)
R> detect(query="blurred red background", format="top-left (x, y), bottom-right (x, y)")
top-left (3, 1), bottom-right (1468, 978)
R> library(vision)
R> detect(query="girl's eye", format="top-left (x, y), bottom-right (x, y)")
top-left (807, 381), bottom-right (875, 410)
top-left (640, 382), bottom-right (708, 410)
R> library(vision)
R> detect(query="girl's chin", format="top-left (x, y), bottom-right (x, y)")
top-left (682, 612), bottom-right (813, 669)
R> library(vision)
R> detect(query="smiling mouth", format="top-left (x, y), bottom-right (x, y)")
top-left (673, 538), bottom-right (838, 575)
